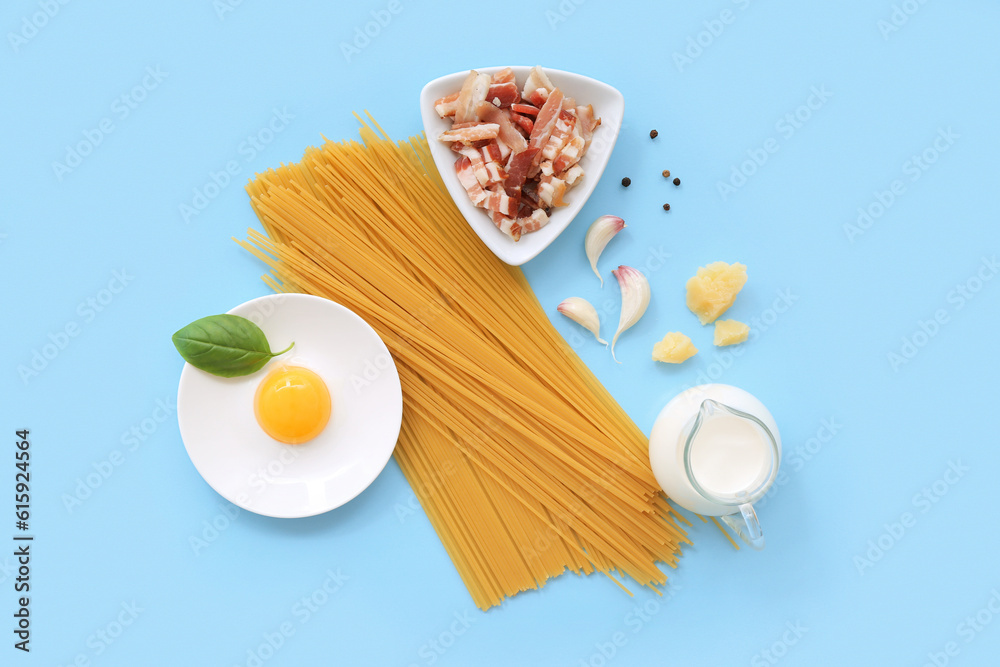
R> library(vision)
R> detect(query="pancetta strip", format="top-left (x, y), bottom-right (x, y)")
top-left (475, 102), bottom-right (527, 153)
top-left (521, 66), bottom-right (555, 99)
top-left (439, 124), bottom-right (500, 143)
top-left (454, 156), bottom-right (487, 207)
top-left (487, 82), bottom-right (519, 108)
top-left (454, 71), bottom-right (491, 124)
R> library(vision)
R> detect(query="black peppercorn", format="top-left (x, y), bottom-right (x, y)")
top-left (672, 177), bottom-right (681, 186)
top-left (621, 177), bottom-right (631, 187)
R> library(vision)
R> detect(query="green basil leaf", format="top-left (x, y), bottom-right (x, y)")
top-left (172, 314), bottom-right (293, 378)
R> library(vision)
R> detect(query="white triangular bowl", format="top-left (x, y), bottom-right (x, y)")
top-left (419, 66), bottom-right (625, 266)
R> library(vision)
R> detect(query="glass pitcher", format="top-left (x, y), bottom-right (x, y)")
top-left (648, 384), bottom-right (782, 550)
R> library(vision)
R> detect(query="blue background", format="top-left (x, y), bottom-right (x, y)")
top-left (5, 0), bottom-right (1000, 665)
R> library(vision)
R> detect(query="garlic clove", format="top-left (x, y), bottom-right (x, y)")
top-left (584, 215), bottom-right (626, 286)
top-left (610, 265), bottom-right (650, 363)
top-left (557, 297), bottom-right (608, 345)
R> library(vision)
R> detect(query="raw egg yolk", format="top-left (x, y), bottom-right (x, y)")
top-left (254, 365), bottom-right (331, 445)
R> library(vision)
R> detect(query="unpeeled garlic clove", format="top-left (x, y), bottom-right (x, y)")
top-left (557, 297), bottom-right (607, 345)
top-left (585, 215), bottom-right (626, 286)
top-left (611, 265), bottom-right (650, 363)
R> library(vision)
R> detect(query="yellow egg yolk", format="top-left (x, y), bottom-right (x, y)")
top-left (254, 365), bottom-right (331, 445)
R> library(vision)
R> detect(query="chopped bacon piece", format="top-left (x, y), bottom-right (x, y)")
top-left (484, 162), bottom-right (506, 184)
top-left (528, 88), bottom-right (564, 157)
top-left (484, 186), bottom-right (519, 217)
top-left (481, 140), bottom-right (503, 164)
top-left (510, 103), bottom-right (539, 116)
top-left (475, 102), bottom-right (527, 153)
top-left (486, 82), bottom-right (519, 108)
top-left (439, 123), bottom-right (500, 143)
top-left (488, 210), bottom-right (522, 241)
top-left (575, 104), bottom-right (600, 133)
top-left (455, 156), bottom-right (488, 207)
top-left (434, 91), bottom-right (460, 118)
top-left (495, 139), bottom-right (511, 161)
top-left (504, 147), bottom-right (539, 193)
top-left (459, 147), bottom-right (490, 187)
top-left (563, 164), bottom-right (584, 186)
top-left (552, 134), bottom-right (586, 173)
top-left (538, 175), bottom-right (568, 208)
top-left (517, 208), bottom-right (549, 234)
top-left (521, 181), bottom-right (541, 207)
top-left (491, 67), bottom-right (516, 84)
top-left (575, 104), bottom-right (601, 152)
top-left (541, 109), bottom-right (578, 161)
top-left (459, 143), bottom-right (506, 187)
top-left (527, 89), bottom-right (548, 107)
top-left (454, 71), bottom-right (491, 124)
top-left (521, 66), bottom-right (555, 99)
top-left (509, 112), bottom-right (534, 136)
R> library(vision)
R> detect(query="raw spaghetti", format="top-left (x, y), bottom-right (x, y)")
top-left (237, 114), bottom-right (689, 609)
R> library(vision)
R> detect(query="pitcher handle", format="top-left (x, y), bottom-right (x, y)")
top-left (721, 502), bottom-right (765, 551)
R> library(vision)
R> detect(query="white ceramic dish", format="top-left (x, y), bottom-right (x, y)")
top-left (176, 293), bottom-right (403, 518)
top-left (420, 66), bottom-right (624, 266)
